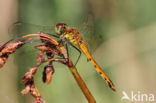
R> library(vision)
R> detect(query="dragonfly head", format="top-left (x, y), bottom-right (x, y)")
top-left (55, 23), bottom-right (68, 35)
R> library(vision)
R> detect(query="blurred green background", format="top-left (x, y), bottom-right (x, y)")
top-left (0, 0), bottom-right (156, 103)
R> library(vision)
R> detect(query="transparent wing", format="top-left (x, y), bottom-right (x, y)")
top-left (8, 21), bottom-right (55, 56)
top-left (79, 12), bottom-right (103, 53)
top-left (8, 21), bottom-right (55, 37)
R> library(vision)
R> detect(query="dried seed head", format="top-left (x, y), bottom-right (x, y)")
top-left (42, 65), bottom-right (55, 84)
top-left (30, 85), bottom-right (40, 98)
top-left (0, 41), bottom-right (24, 56)
top-left (0, 41), bottom-right (25, 68)
top-left (35, 45), bottom-right (48, 51)
top-left (21, 84), bottom-right (31, 95)
top-left (0, 56), bottom-right (8, 68)
top-left (37, 51), bottom-right (45, 65)
top-left (30, 83), bottom-right (46, 103)
top-left (21, 79), bottom-right (46, 103)
top-left (21, 80), bottom-right (33, 95)
top-left (22, 66), bottom-right (38, 83)
top-left (34, 97), bottom-right (46, 103)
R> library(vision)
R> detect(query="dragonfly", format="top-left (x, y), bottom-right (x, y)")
top-left (8, 21), bottom-right (115, 91)
top-left (54, 23), bottom-right (115, 91)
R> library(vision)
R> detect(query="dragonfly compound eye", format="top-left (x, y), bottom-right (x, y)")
top-left (55, 23), bottom-right (68, 35)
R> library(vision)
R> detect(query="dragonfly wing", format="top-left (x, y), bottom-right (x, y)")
top-left (8, 21), bottom-right (55, 37)
top-left (8, 21), bottom-right (56, 58)
top-left (79, 13), bottom-right (103, 54)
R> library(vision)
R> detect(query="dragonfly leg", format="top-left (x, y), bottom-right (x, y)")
top-left (65, 44), bottom-right (69, 58)
top-left (45, 33), bottom-right (59, 38)
top-left (57, 40), bottom-right (69, 61)
top-left (70, 44), bottom-right (82, 66)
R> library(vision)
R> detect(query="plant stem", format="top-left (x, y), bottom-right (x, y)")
top-left (67, 60), bottom-right (96, 103)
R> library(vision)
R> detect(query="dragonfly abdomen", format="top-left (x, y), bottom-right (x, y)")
top-left (79, 42), bottom-right (116, 91)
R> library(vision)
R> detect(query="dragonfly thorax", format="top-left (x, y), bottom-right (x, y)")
top-left (55, 24), bottom-right (84, 46)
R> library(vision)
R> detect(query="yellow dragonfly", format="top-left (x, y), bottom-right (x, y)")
top-left (54, 23), bottom-right (115, 91)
